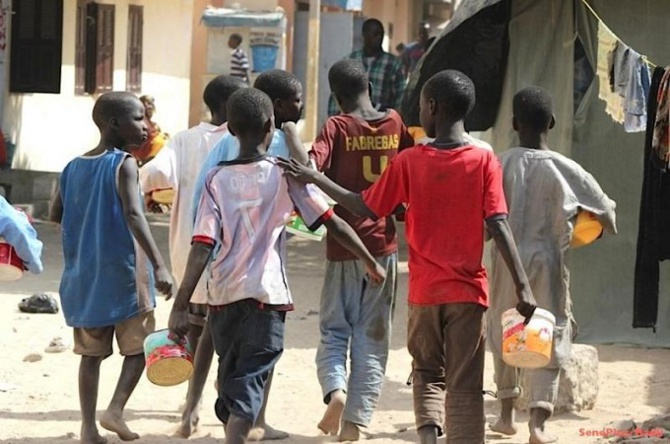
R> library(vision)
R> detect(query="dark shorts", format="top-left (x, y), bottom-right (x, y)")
top-left (188, 303), bottom-right (208, 327)
top-left (209, 299), bottom-right (286, 424)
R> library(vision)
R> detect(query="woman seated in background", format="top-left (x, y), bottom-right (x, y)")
top-left (133, 95), bottom-right (169, 167)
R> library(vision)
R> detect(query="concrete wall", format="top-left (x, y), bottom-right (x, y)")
top-left (362, 0), bottom-right (416, 52)
top-left (5, 0), bottom-right (194, 172)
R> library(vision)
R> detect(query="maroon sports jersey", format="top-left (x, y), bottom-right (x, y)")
top-left (310, 110), bottom-right (414, 261)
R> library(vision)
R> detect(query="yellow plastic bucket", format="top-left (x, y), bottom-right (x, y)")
top-left (571, 210), bottom-right (603, 248)
top-left (501, 308), bottom-right (555, 369)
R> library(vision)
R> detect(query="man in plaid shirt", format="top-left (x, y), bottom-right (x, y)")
top-left (327, 19), bottom-right (405, 117)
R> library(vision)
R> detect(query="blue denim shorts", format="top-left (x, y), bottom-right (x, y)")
top-left (209, 299), bottom-right (286, 424)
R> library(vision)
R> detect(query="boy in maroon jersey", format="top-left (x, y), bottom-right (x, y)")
top-left (279, 70), bottom-right (536, 444)
top-left (290, 59), bottom-right (413, 441)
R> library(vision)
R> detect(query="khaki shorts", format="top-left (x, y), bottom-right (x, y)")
top-left (73, 311), bottom-right (155, 357)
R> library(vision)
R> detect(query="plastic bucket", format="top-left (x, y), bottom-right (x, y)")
top-left (571, 210), bottom-right (603, 248)
top-left (143, 329), bottom-right (193, 386)
top-left (501, 308), bottom-right (555, 369)
top-left (0, 237), bottom-right (24, 281)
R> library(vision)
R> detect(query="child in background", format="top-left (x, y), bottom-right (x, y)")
top-left (139, 75), bottom-right (246, 438)
top-left (278, 70), bottom-right (536, 444)
top-left (292, 59), bottom-right (413, 441)
top-left (50, 92), bottom-right (173, 443)
top-left (488, 87), bottom-right (616, 444)
top-left (192, 69), bottom-right (304, 217)
top-left (167, 88), bottom-right (385, 444)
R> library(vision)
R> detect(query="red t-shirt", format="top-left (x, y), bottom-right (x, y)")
top-left (361, 145), bottom-right (508, 307)
top-left (310, 110), bottom-right (414, 261)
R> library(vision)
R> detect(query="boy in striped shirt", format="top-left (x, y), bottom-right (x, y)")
top-left (229, 33), bottom-right (250, 84)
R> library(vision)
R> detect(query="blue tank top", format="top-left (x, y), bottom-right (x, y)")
top-left (59, 149), bottom-right (155, 328)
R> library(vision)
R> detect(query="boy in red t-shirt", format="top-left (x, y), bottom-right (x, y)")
top-left (279, 70), bottom-right (537, 444)
top-left (291, 59), bottom-right (413, 441)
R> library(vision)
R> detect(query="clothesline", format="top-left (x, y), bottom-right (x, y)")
top-left (580, 0), bottom-right (658, 69)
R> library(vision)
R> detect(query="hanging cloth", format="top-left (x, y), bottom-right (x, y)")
top-left (633, 67), bottom-right (670, 330)
top-left (597, 22), bottom-right (624, 124)
top-left (651, 69), bottom-right (670, 170)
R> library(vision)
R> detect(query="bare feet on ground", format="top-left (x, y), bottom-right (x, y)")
top-left (247, 423), bottom-right (290, 441)
top-left (339, 420), bottom-right (361, 442)
top-left (318, 391), bottom-right (346, 436)
top-left (80, 426), bottom-right (108, 444)
top-left (100, 410), bottom-right (139, 442)
top-left (171, 412), bottom-right (199, 438)
top-left (529, 423), bottom-right (558, 444)
top-left (489, 417), bottom-right (518, 435)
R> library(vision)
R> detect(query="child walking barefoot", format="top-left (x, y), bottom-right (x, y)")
top-left (50, 92), bottom-right (173, 443)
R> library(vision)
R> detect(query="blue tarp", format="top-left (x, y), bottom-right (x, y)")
top-left (322, 0), bottom-right (363, 10)
top-left (201, 8), bottom-right (286, 28)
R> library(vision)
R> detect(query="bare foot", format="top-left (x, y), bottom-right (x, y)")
top-left (489, 417), bottom-right (518, 435)
top-left (318, 391), bottom-right (346, 436)
top-left (100, 411), bottom-right (139, 441)
top-left (529, 423), bottom-right (558, 444)
top-left (80, 426), bottom-right (108, 444)
top-left (247, 423), bottom-right (290, 441)
top-left (339, 420), bottom-right (360, 442)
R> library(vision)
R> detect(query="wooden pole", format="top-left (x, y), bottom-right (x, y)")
top-left (304, 0), bottom-right (321, 141)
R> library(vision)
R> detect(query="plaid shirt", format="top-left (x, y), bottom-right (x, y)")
top-left (327, 50), bottom-right (406, 116)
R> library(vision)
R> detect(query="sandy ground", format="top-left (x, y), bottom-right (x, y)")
top-left (1, 217), bottom-right (669, 444)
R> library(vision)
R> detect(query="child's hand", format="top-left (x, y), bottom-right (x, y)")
top-left (277, 157), bottom-right (318, 183)
top-left (168, 305), bottom-right (190, 339)
top-left (516, 287), bottom-right (537, 323)
top-left (154, 266), bottom-right (173, 297)
top-left (365, 260), bottom-right (386, 285)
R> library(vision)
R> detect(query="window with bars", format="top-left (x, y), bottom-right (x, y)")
top-left (9, 0), bottom-right (64, 94)
top-left (126, 5), bottom-right (143, 93)
top-left (75, 1), bottom-right (115, 95)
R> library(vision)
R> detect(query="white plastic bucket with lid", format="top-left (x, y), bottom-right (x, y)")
top-left (501, 308), bottom-right (556, 369)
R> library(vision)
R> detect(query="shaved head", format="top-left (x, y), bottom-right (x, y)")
top-left (92, 92), bottom-right (143, 129)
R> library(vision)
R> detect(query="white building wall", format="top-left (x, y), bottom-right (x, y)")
top-left (5, 0), bottom-right (194, 172)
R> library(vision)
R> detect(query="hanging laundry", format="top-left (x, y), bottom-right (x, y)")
top-left (622, 50), bottom-right (652, 133)
top-left (651, 69), bottom-right (670, 170)
top-left (597, 22), bottom-right (624, 123)
top-left (634, 67), bottom-right (670, 330)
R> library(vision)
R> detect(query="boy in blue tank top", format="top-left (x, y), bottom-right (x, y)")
top-left (50, 92), bottom-right (173, 444)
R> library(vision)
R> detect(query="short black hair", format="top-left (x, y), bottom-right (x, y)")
top-left (203, 75), bottom-right (246, 112)
top-left (229, 33), bottom-right (243, 44)
top-left (227, 88), bottom-right (273, 137)
top-left (513, 86), bottom-right (554, 131)
top-left (422, 70), bottom-right (475, 120)
top-left (92, 92), bottom-right (142, 128)
top-left (329, 59), bottom-right (368, 102)
top-left (253, 69), bottom-right (302, 102)
top-left (362, 18), bottom-right (384, 35)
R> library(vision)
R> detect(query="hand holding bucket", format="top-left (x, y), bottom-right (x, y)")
top-left (143, 329), bottom-right (194, 386)
top-left (501, 308), bottom-right (556, 369)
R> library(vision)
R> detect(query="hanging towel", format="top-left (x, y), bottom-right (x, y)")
top-left (597, 22), bottom-right (624, 123)
top-left (633, 67), bottom-right (670, 330)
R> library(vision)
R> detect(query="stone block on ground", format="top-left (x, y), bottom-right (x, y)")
top-left (515, 343), bottom-right (598, 415)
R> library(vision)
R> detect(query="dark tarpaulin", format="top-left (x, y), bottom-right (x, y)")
top-left (400, 0), bottom-right (510, 131)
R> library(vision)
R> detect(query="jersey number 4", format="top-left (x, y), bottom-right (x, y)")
top-left (363, 155), bottom-right (389, 183)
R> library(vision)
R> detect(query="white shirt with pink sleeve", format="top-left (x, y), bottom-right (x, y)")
top-left (192, 156), bottom-right (333, 307)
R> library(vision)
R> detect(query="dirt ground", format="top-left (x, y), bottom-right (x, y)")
top-left (1, 217), bottom-right (669, 444)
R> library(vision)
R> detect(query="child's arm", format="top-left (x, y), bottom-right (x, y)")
top-left (323, 215), bottom-right (386, 284)
top-left (486, 215), bottom-right (537, 319)
top-left (168, 242), bottom-right (213, 338)
top-left (278, 157), bottom-right (377, 219)
top-left (118, 156), bottom-right (173, 296)
top-left (49, 182), bottom-right (63, 224)
top-left (282, 122), bottom-right (310, 165)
